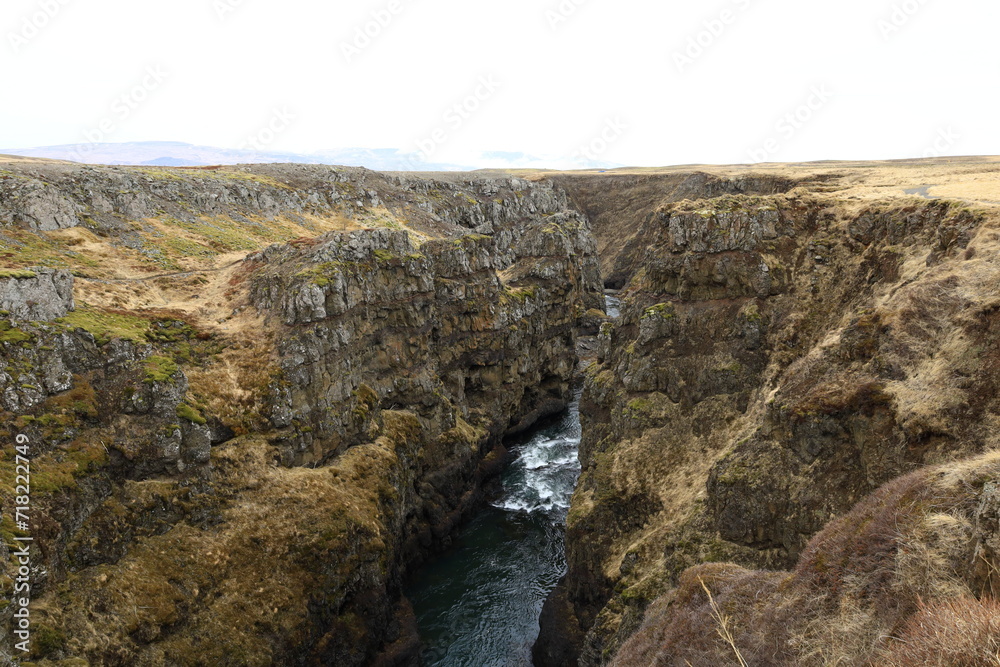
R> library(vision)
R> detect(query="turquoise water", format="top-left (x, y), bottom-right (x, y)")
top-left (406, 394), bottom-right (582, 667)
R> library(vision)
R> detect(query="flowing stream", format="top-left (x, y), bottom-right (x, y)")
top-left (407, 293), bottom-right (620, 666)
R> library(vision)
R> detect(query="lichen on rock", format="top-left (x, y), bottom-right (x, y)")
top-left (0, 267), bottom-right (74, 321)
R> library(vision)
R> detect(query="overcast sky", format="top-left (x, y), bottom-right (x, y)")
top-left (1, 0), bottom-right (995, 167)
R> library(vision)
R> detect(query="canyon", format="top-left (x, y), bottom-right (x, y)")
top-left (1, 155), bottom-right (999, 665)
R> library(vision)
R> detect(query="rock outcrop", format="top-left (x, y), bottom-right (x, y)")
top-left (541, 173), bottom-right (1000, 665)
top-left (0, 268), bottom-right (74, 321)
top-left (0, 162), bottom-right (602, 665)
top-left (4, 156), bottom-right (1000, 666)
top-left (249, 217), bottom-right (601, 468)
top-left (548, 171), bottom-right (798, 289)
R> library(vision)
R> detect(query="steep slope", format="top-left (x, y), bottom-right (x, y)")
top-left (547, 171), bottom-right (797, 288)
top-left (540, 162), bottom-right (1000, 664)
top-left (614, 450), bottom-right (1000, 666)
top-left (0, 161), bottom-right (602, 665)
top-left (6, 156), bottom-right (1000, 666)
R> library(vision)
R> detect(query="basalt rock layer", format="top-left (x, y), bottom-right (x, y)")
top-left (4, 155), bottom-right (1000, 667)
top-left (0, 161), bottom-right (601, 665)
top-left (540, 167), bottom-right (1000, 665)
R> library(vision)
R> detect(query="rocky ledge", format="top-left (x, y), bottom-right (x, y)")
top-left (0, 162), bottom-right (601, 665)
top-left (538, 171), bottom-right (1000, 665)
top-left (4, 157), bottom-right (1000, 666)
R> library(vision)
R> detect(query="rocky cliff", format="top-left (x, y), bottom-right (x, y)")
top-left (0, 160), bottom-right (602, 665)
top-left (4, 155), bottom-right (1000, 666)
top-left (538, 163), bottom-right (1000, 665)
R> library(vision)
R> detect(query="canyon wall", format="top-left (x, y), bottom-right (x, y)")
top-left (0, 162), bottom-right (602, 665)
top-left (3, 157), bottom-right (1000, 666)
top-left (540, 171), bottom-right (1000, 665)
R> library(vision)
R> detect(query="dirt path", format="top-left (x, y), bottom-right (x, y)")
top-left (75, 258), bottom-right (245, 284)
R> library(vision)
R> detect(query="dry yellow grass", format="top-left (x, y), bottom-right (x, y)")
top-left (535, 156), bottom-right (1000, 209)
top-left (612, 450), bottom-right (1000, 666)
top-left (557, 158), bottom-right (1000, 664)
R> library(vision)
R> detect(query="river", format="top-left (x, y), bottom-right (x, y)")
top-left (406, 293), bottom-right (619, 666)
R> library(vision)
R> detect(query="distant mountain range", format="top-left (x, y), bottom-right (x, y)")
top-left (0, 142), bottom-right (622, 171)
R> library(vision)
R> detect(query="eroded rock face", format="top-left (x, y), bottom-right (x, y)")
top-left (0, 268), bottom-right (74, 321)
top-left (0, 164), bottom-right (603, 666)
top-left (548, 171), bottom-right (798, 289)
top-left (9, 158), bottom-right (995, 667)
top-left (543, 183), bottom-right (1000, 665)
top-left (0, 162), bottom-right (592, 243)
top-left (0, 176), bottom-right (83, 230)
top-left (0, 323), bottom-right (215, 479)
top-left (249, 217), bottom-right (601, 469)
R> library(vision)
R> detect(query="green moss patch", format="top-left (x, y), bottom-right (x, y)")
top-left (57, 306), bottom-right (209, 349)
top-left (504, 286), bottom-right (537, 304)
top-left (643, 303), bottom-right (676, 320)
top-left (144, 356), bottom-right (179, 383)
top-left (57, 306), bottom-right (152, 344)
top-left (0, 438), bottom-right (109, 494)
top-left (0, 320), bottom-right (32, 345)
top-left (0, 229), bottom-right (101, 274)
top-left (0, 268), bottom-right (37, 279)
top-left (176, 402), bottom-right (207, 425)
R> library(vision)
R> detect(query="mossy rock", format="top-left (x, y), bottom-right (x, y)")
top-left (144, 356), bottom-right (179, 383)
top-left (0, 319), bottom-right (32, 345)
top-left (0, 268), bottom-right (37, 279)
top-left (505, 286), bottom-right (538, 304)
top-left (642, 303), bottom-right (676, 320)
top-left (176, 403), bottom-right (207, 425)
top-left (57, 306), bottom-right (151, 345)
